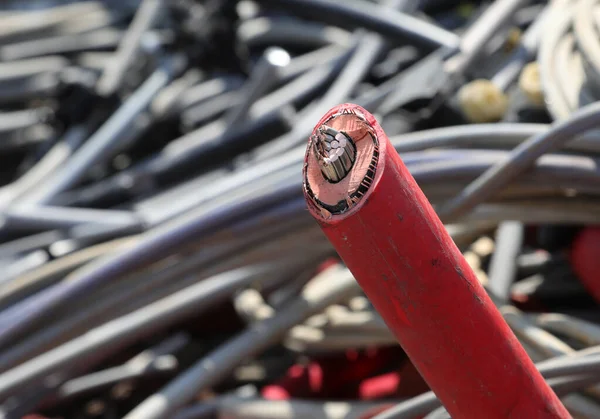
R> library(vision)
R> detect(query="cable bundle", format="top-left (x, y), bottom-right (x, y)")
top-left (0, 1), bottom-right (596, 418)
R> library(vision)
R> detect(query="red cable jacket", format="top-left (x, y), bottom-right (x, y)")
top-left (302, 103), bottom-right (570, 419)
top-left (570, 227), bottom-right (600, 303)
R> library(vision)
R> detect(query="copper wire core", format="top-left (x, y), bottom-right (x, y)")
top-left (304, 109), bottom-right (379, 216)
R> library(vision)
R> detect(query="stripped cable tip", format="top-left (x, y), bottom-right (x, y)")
top-left (304, 107), bottom-right (379, 217)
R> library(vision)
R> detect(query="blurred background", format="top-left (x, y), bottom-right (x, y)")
top-left (0, 0), bottom-right (600, 418)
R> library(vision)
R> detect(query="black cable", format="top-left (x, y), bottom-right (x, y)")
top-left (253, 0), bottom-right (460, 50)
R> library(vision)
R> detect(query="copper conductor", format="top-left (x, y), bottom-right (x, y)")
top-left (304, 109), bottom-right (379, 216)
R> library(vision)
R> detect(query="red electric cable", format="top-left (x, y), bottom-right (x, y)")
top-left (302, 103), bottom-right (570, 419)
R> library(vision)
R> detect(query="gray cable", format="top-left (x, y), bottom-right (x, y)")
top-left (0, 174), bottom-right (302, 351)
top-left (247, 0), bottom-right (418, 161)
top-left (530, 313), bottom-right (600, 347)
top-left (0, 263), bottom-right (286, 399)
top-left (492, 5), bottom-right (549, 91)
top-left (0, 209), bottom-right (319, 372)
top-left (537, 3), bottom-right (575, 119)
top-left (177, 398), bottom-right (399, 419)
top-left (392, 123), bottom-right (600, 154)
top-left (437, 100), bottom-right (600, 222)
top-left (373, 351), bottom-right (600, 419)
top-left (58, 333), bottom-right (188, 399)
top-left (1, 206), bottom-right (142, 231)
top-left (423, 406), bottom-right (451, 419)
top-left (392, 123), bottom-right (547, 152)
top-left (254, 0), bottom-right (460, 50)
top-left (486, 222), bottom-right (524, 303)
top-left (123, 266), bottom-right (359, 419)
top-left (96, 0), bottom-right (164, 96)
top-left (140, 144), bottom-right (600, 228)
top-left (237, 17), bottom-right (353, 49)
top-left (0, 125), bottom-right (90, 209)
top-left (223, 47), bottom-right (290, 126)
top-left (0, 236), bottom-right (138, 314)
top-left (22, 55), bottom-right (184, 205)
top-left (445, 0), bottom-right (533, 76)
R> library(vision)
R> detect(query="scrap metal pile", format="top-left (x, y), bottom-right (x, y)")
top-left (0, 0), bottom-right (600, 418)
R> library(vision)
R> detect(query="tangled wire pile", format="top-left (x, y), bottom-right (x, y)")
top-left (0, 0), bottom-right (599, 418)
